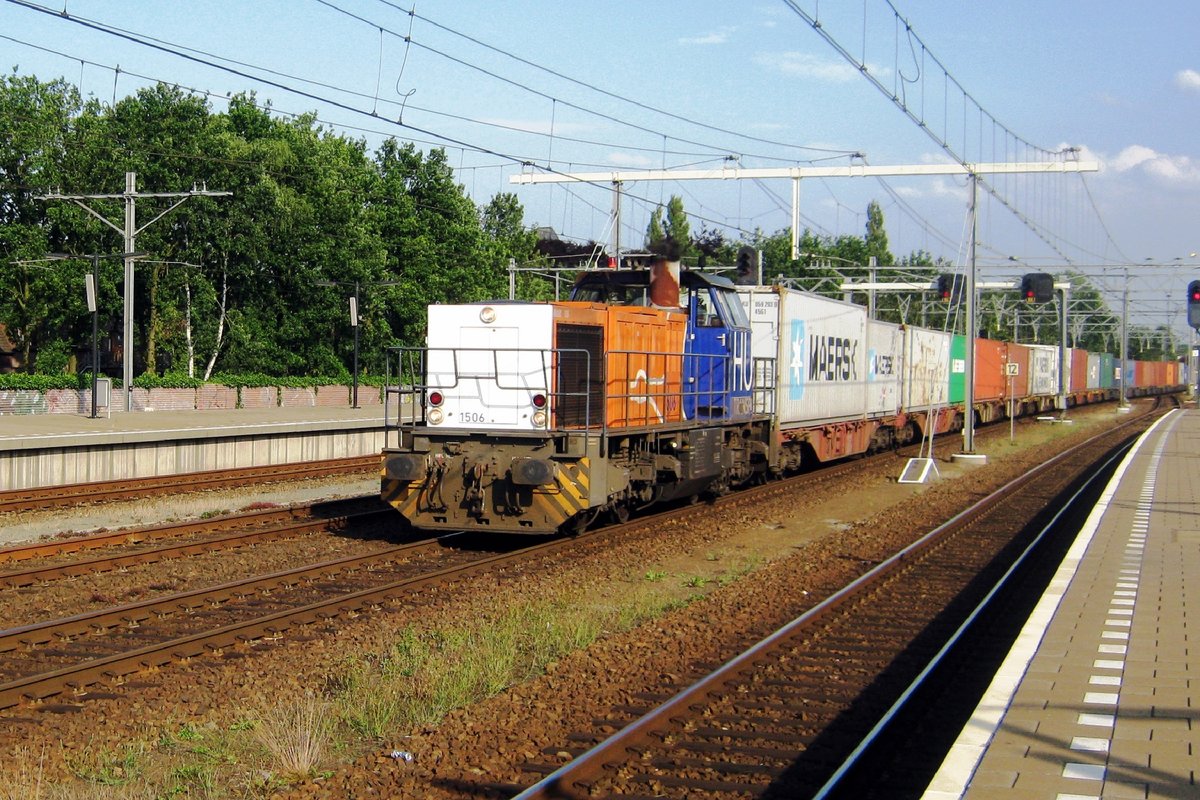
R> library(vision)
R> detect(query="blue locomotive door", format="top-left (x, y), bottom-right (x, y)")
top-left (685, 287), bottom-right (752, 420)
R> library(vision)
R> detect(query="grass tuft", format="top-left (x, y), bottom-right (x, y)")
top-left (252, 693), bottom-right (333, 781)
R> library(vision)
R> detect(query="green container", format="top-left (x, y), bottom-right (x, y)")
top-left (949, 334), bottom-right (967, 404)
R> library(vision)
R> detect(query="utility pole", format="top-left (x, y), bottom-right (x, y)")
top-left (39, 172), bottom-right (231, 411)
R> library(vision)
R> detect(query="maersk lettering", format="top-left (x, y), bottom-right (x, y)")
top-left (807, 335), bottom-right (859, 381)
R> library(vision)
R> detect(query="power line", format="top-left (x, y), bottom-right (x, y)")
top-left (368, 0), bottom-right (859, 157)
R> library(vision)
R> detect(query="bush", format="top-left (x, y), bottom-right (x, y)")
top-left (132, 372), bottom-right (203, 389)
top-left (209, 373), bottom-right (345, 389)
top-left (0, 373), bottom-right (93, 391)
top-left (33, 339), bottom-right (72, 375)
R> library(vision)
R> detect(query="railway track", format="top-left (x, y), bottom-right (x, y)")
top-left (0, 454), bottom-right (378, 514)
top-left (0, 500), bottom-right (391, 587)
top-left (510, 402), bottom-right (1162, 799)
top-left (0, 400), bottom-right (1161, 775)
top-left (0, 427), bottom-right (940, 713)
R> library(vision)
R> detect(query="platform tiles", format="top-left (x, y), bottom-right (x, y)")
top-left (924, 408), bottom-right (1196, 800)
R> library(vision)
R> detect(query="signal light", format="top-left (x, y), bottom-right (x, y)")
top-left (531, 393), bottom-right (547, 409)
top-left (735, 246), bottom-right (758, 285)
top-left (428, 391), bottom-right (444, 407)
top-left (1188, 280), bottom-right (1200, 328)
top-left (1020, 273), bottom-right (1054, 303)
top-left (936, 273), bottom-right (962, 304)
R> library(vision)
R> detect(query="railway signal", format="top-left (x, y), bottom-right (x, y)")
top-left (1188, 280), bottom-right (1200, 328)
top-left (735, 246), bottom-right (758, 285)
top-left (936, 273), bottom-right (963, 304)
top-left (1020, 273), bottom-right (1054, 303)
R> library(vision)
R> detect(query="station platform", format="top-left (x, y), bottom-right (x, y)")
top-left (0, 406), bottom-right (396, 491)
top-left (925, 408), bottom-right (1196, 799)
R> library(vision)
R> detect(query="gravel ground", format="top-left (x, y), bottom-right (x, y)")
top-left (0, 475), bottom-right (379, 547)
top-left (0, 405), bottom-right (1136, 799)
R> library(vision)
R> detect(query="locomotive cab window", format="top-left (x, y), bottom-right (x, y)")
top-left (714, 288), bottom-right (750, 329)
top-left (693, 289), bottom-right (722, 327)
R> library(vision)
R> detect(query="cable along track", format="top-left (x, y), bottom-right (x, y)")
top-left (513, 407), bottom-right (1160, 799)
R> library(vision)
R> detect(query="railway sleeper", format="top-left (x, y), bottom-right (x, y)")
top-left (648, 756), bottom-right (788, 777)
top-left (674, 739), bottom-right (804, 760)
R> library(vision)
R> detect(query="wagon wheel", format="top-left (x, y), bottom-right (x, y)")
top-left (607, 502), bottom-right (631, 525)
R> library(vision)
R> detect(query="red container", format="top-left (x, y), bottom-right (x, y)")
top-left (1070, 349), bottom-right (1089, 393)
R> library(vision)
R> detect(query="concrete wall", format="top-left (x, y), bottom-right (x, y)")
top-left (2, 426), bottom-right (387, 491)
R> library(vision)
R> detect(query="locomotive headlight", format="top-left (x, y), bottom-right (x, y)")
top-left (427, 408), bottom-right (445, 425)
top-left (479, 306), bottom-right (497, 323)
top-left (531, 410), bottom-right (547, 427)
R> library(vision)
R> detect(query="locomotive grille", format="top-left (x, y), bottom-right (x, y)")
top-left (556, 323), bottom-right (604, 427)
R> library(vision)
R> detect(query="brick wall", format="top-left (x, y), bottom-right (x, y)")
top-left (196, 385), bottom-right (237, 410)
top-left (239, 387), bottom-right (278, 408)
top-left (0, 384), bottom-right (369, 414)
top-left (280, 387), bottom-right (317, 407)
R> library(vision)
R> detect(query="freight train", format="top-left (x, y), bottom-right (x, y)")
top-left (381, 262), bottom-right (1185, 534)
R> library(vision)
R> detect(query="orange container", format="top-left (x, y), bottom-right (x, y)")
top-left (550, 303), bottom-right (686, 429)
top-left (973, 339), bottom-right (1007, 403)
top-left (1134, 360), bottom-right (1150, 389)
top-left (604, 305), bottom-right (685, 427)
top-left (1005, 342), bottom-right (1031, 398)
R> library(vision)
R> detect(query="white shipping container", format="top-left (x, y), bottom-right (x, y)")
top-left (902, 327), bottom-right (951, 411)
top-left (866, 319), bottom-right (903, 416)
top-left (425, 303), bottom-right (554, 430)
top-left (1086, 353), bottom-right (1101, 390)
top-left (1028, 345), bottom-right (1060, 396)
top-left (738, 286), bottom-right (872, 425)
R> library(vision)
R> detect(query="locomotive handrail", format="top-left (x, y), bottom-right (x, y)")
top-left (383, 342), bottom-right (769, 440)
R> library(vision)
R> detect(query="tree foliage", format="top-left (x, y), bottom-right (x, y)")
top-left (0, 77), bottom-right (530, 377)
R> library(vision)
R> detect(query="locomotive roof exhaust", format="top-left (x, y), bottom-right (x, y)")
top-left (650, 257), bottom-right (681, 308)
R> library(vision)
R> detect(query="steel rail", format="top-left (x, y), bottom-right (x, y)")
top-left (0, 496), bottom-right (382, 564)
top-left (0, 454), bottom-right (377, 514)
top-left (0, 508), bottom-right (392, 588)
top-left (512, 402), bottom-right (1162, 799)
top-left (0, 535), bottom-right (447, 656)
top-left (811, 434), bottom-right (1142, 798)
top-left (0, 530), bottom-right (591, 709)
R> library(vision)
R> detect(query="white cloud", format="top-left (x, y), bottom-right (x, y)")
top-left (607, 152), bottom-right (655, 168)
top-left (1098, 144), bottom-right (1200, 183)
top-left (1113, 145), bottom-right (1197, 180)
top-left (1174, 69), bottom-right (1200, 91)
top-left (756, 51), bottom-right (890, 83)
top-left (679, 27), bottom-right (735, 46)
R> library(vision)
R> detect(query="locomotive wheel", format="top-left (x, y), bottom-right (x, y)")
top-left (608, 503), bottom-right (631, 524)
top-left (564, 509), bottom-right (600, 536)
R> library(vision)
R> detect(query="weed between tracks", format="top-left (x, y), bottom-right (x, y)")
top-left (5, 551), bottom-right (762, 799)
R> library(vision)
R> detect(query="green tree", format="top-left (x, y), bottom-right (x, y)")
top-left (0, 74), bottom-right (82, 371)
top-left (645, 195), bottom-right (694, 262)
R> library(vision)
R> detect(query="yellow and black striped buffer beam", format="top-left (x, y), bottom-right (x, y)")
top-left (529, 457), bottom-right (591, 523)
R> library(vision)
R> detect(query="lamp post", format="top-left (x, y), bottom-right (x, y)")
top-left (317, 279), bottom-right (400, 408)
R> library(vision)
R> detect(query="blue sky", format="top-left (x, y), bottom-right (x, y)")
top-left (3, 0), bottom-right (1199, 333)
